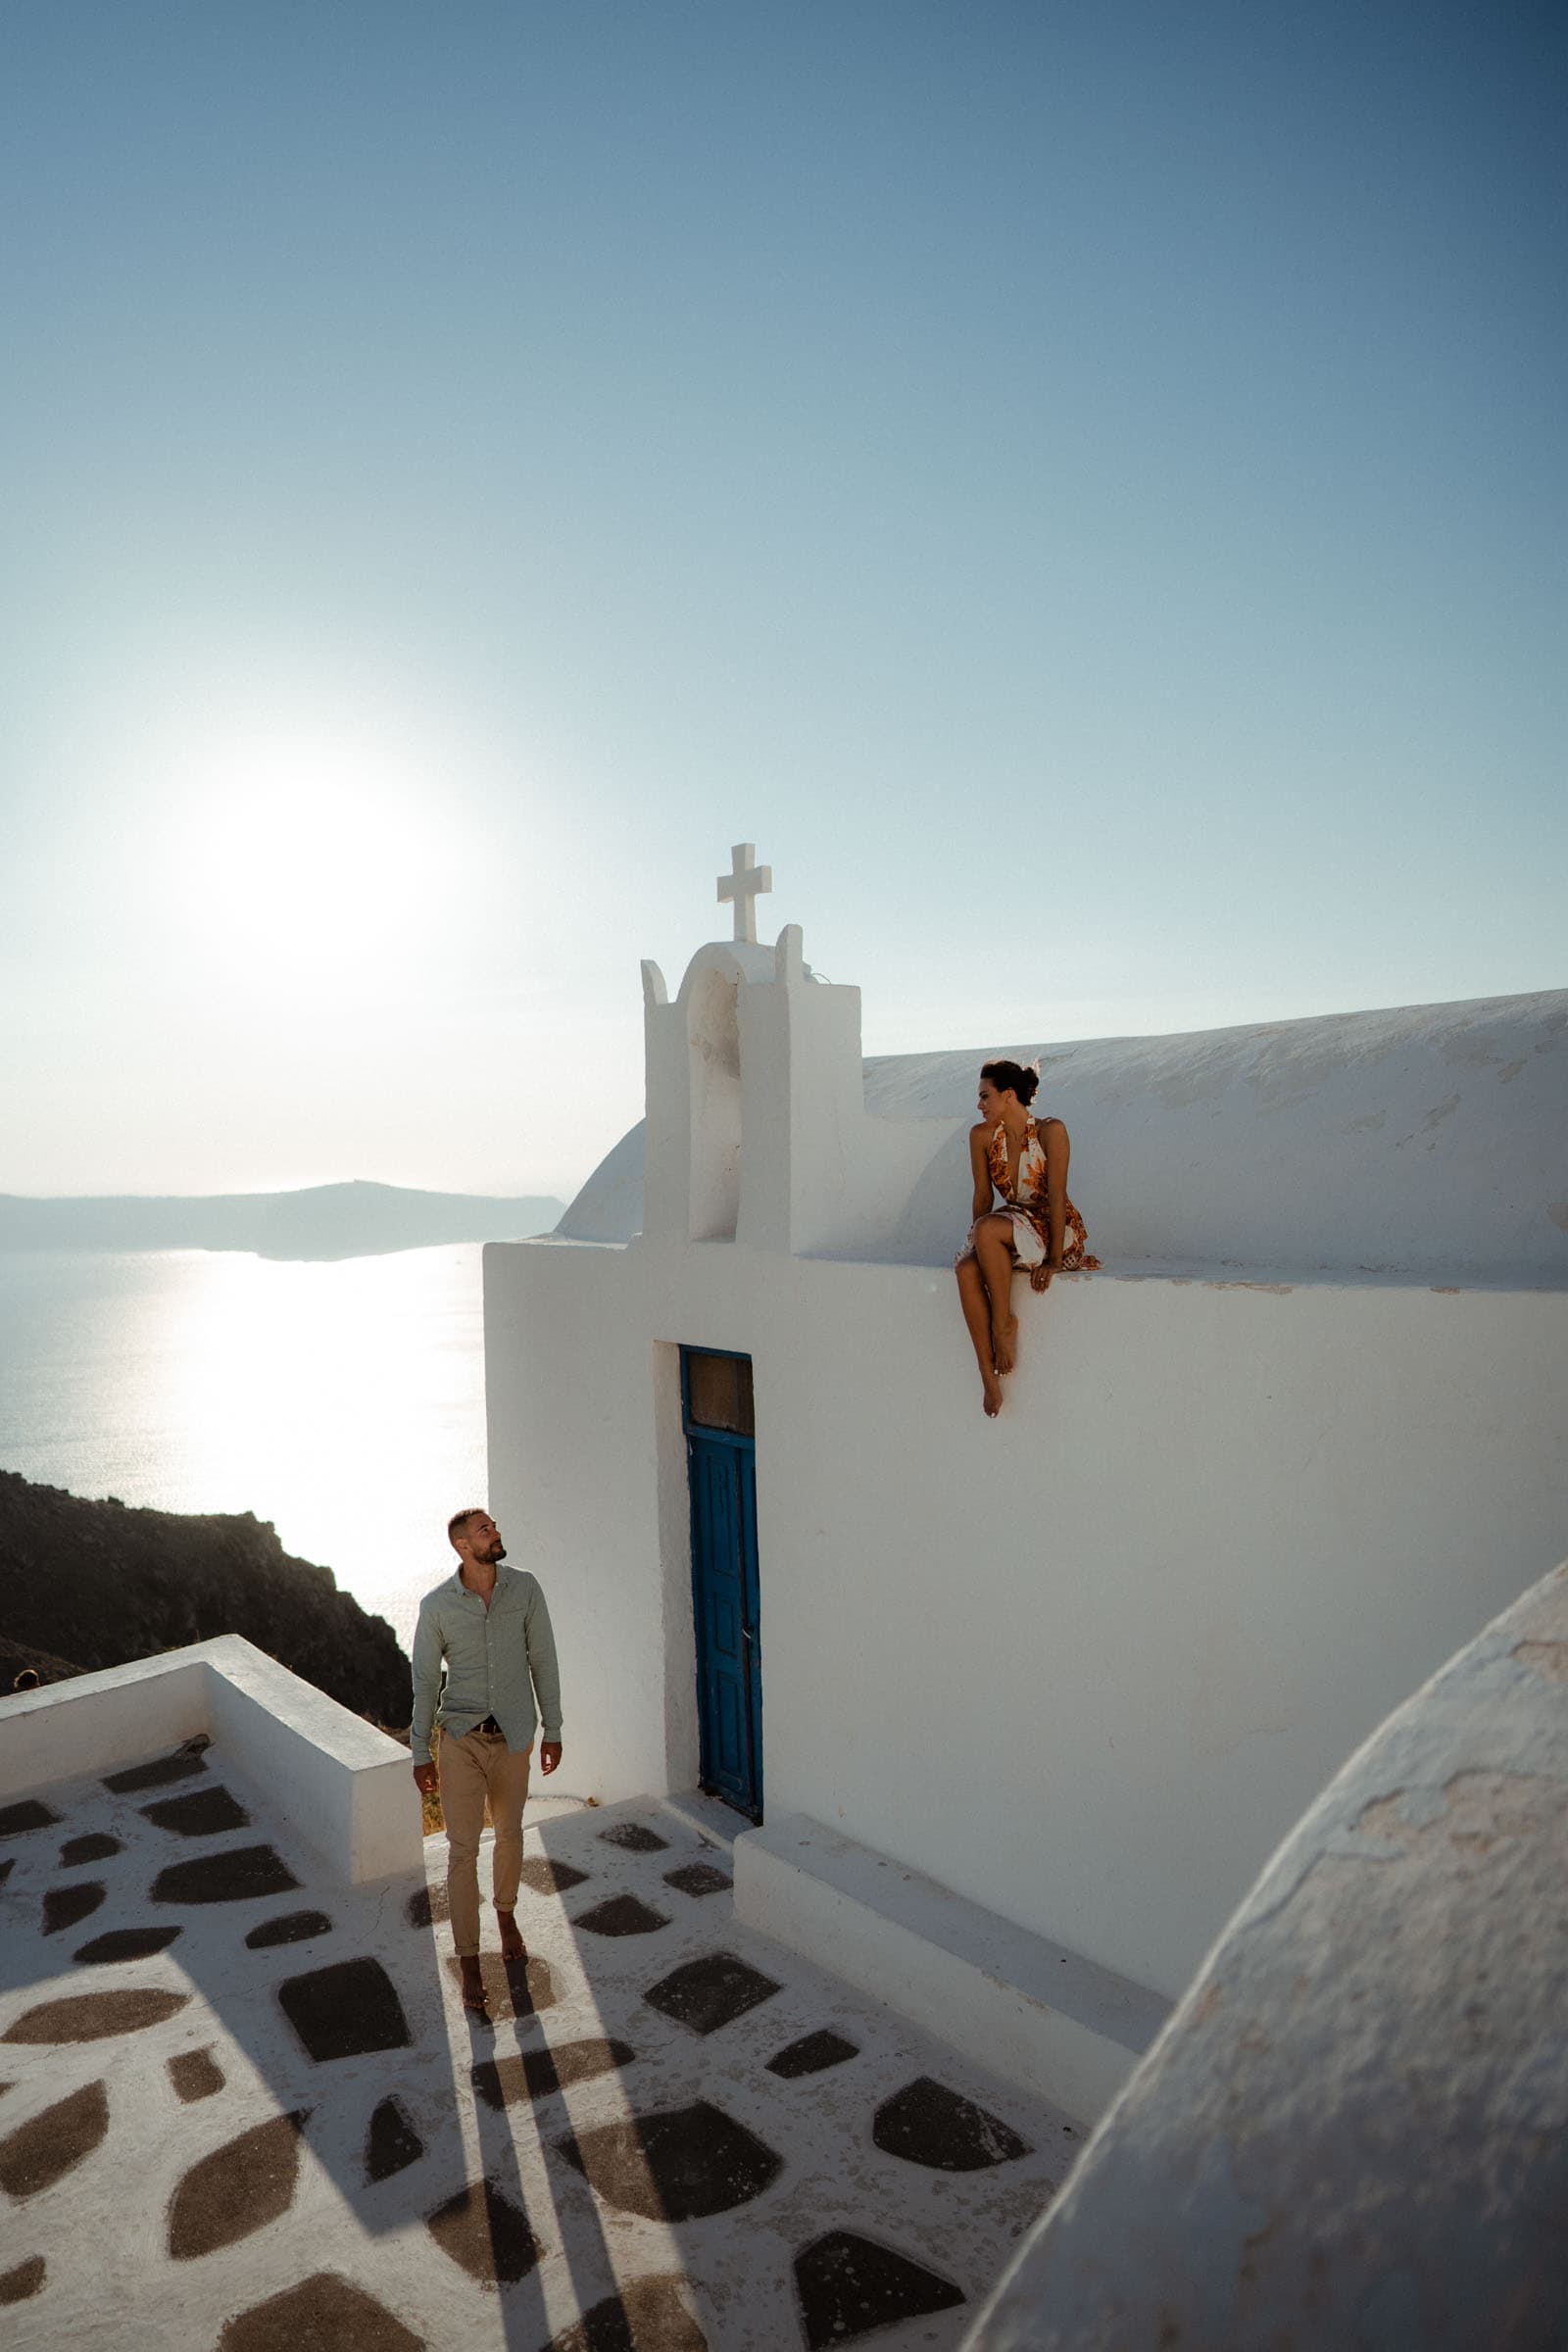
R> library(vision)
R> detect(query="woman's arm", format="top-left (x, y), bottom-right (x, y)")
top-left (968, 1125), bottom-right (995, 1222)
top-left (1028, 1121), bottom-right (1071, 1290)
top-left (1043, 1120), bottom-right (1070, 1266)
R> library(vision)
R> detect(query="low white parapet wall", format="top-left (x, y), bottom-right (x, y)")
top-left (735, 1812), bottom-right (1171, 2125)
top-left (0, 1648), bottom-right (211, 1788)
top-left (559, 985), bottom-right (1568, 1283)
top-left (0, 1636), bottom-right (418, 1885)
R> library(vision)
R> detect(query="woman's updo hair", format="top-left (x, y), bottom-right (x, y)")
top-left (980, 1057), bottom-right (1039, 1106)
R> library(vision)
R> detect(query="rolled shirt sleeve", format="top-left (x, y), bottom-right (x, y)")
top-left (524, 1577), bottom-right (563, 1743)
top-left (409, 1593), bottom-right (444, 1767)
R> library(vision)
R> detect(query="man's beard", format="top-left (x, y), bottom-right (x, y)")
top-left (491, 1542), bottom-right (508, 1561)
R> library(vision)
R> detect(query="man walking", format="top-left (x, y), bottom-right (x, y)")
top-left (411, 1507), bottom-right (563, 2016)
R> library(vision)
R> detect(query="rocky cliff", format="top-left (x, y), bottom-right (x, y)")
top-left (0, 1470), bottom-right (411, 1727)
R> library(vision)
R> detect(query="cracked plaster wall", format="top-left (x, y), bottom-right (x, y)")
top-left (966, 1558), bottom-right (1568, 2351)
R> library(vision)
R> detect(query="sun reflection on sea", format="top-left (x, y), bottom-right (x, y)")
top-left (0, 1245), bottom-right (488, 1652)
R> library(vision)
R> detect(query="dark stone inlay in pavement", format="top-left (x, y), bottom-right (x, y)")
top-left (278, 1958), bottom-right (412, 2062)
top-left (406, 1883), bottom-right (449, 1929)
top-left (219, 2273), bottom-right (422, 2352)
top-left (3, 1988), bottom-right (188, 2043)
top-left (872, 2075), bottom-right (1032, 2171)
top-left (558, 2100), bottom-right (782, 2223)
top-left (643, 1951), bottom-right (782, 2035)
top-left (598, 1822), bottom-right (668, 1853)
top-left (103, 1753), bottom-right (207, 1794)
top-left (574, 1893), bottom-right (670, 1938)
top-left (517, 1855), bottom-right (589, 1896)
top-left (544, 2273), bottom-right (708, 2351)
top-left (662, 1862), bottom-right (732, 1897)
top-left (247, 1909), bottom-right (333, 1949)
top-left (142, 1786), bottom-right (251, 1838)
top-left (74, 1926), bottom-right (183, 1965)
top-left (471, 2036), bottom-right (636, 2111)
top-left (366, 2095), bottom-right (424, 2182)
top-left (169, 2047), bottom-right (225, 2103)
top-left (152, 1844), bottom-right (300, 1906)
top-left (0, 2081), bottom-right (109, 2198)
top-left (0, 2257), bottom-right (46, 2306)
top-left (442, 1951), bottom-right (556, 2021)
top-left (0, 1800), bottom-right (58, 1840)
top-left (426, 2180), bottom-right (542, 2285)
top-left (169, 2111), bottom-right (309, 2261)
top-left (42, 1881), bottom-right (106, 1936)
top-left (766, 2030), bottom-right (860, 2080)
top-left (795, 2230), bottom-right (965, 2347)
top-left (62, 1834), bottom-right (122, 1866)
top-left (0, 1859), bottom-right (12, 1888)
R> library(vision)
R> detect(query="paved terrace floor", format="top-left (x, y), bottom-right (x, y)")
top-left (0, 1750), bottom-right (1082, 2351)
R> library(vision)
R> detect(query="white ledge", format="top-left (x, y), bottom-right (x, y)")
top-left (735, 1812), bottom-right (1171, 2124)
top-left (0, 1636), bottom-right (418, 1885)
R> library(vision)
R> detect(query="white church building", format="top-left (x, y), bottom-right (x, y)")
top-left (1, 848), bottom-right (1563, 2346)
top-left (484, 848), bottom-right (1568, 2122)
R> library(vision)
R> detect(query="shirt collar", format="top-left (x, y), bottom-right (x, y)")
top-left (448, 1562), bottom-right (518, 1600)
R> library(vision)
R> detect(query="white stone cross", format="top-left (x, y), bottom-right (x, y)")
top-left (716, 842), bottom-right (772, 945)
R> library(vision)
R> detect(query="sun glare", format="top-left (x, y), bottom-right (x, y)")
top-left (165, 712), bottom-right (466, 989)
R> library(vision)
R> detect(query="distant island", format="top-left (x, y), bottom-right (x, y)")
top-left (0, 1180), bottom-right (564, 1261)
top-left (0, 1468), bottom-right (411, 1728)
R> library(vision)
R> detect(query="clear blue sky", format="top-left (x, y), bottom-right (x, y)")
top-left (3, 1), bottom-right (1562, 1200)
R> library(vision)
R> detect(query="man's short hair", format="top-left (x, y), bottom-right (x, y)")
top-left (447, 1506), bottom-right (487, 1545)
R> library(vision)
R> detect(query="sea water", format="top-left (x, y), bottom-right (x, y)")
top-left (0, 1246), bottom-right (488, 1654)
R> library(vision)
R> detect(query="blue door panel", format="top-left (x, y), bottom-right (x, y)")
top-left (684, 1355), bottom-right (761, 1820)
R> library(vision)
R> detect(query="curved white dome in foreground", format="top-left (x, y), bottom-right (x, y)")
top-left (966, 1556), bottom-right (1568, 2351)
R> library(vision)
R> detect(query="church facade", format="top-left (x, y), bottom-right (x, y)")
top-left (483, 850), bottom-right (1568, 2116)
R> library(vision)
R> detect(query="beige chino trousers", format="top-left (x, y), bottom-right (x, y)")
top-left (437, 1727), bottom-right (532, 1958)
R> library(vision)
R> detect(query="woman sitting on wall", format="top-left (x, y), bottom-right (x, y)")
top-left (956, 1058), bottom-right (1100, 1417)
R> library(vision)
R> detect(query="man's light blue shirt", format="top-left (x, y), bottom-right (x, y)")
top-left (410, 1563), bottom-right (563, 1766)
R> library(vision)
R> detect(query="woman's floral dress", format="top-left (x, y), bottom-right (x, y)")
top-left (957, 1113), bottom-right (1101, 1271)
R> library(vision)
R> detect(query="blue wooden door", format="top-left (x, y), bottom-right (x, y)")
top-left (682, 1348), bottom-right (761, 1820)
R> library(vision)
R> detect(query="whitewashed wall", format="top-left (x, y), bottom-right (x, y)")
top-left (496, 953), bottom-right (1566, 2003)
top-left (485, 1234), bottom-right (1568, 2002)
top-left (0, 1638), bottom-right (417, 1885)
top-left (564, 983), bottom-right (1568, 1285)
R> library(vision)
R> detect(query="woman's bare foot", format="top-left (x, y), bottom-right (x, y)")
top-left (981, 1368), bottom-right (1004, 1417)
top-left (496, 1910), bottom-right (527, 1963)
top-left (992, 1314), bottom-right (1018, 1374)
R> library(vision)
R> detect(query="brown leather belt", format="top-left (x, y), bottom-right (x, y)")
top-left (476, 1715), bottom-right (504, 1737)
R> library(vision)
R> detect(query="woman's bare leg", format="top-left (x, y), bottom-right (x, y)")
top-left (975, 1218), bottom-right (1019, 1372)
top-left (956, 1256), bottom-right (1004, 1417)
